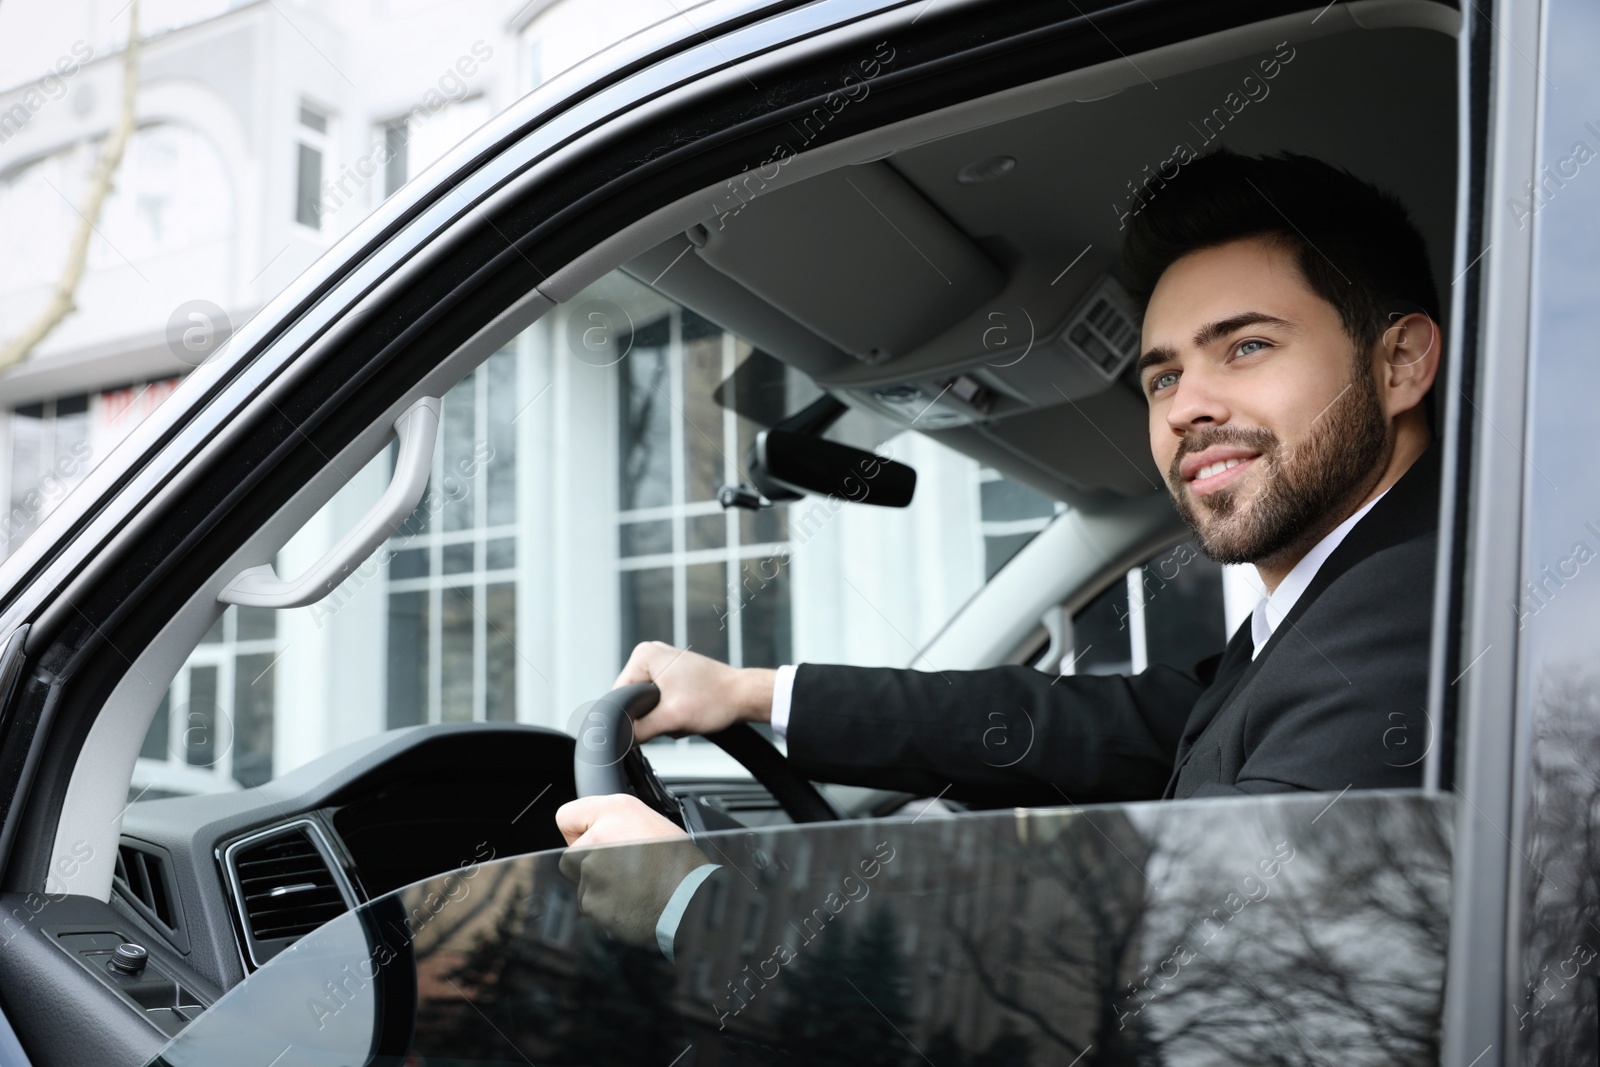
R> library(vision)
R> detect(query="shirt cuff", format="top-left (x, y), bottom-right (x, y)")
top-left (655, 862), bottom-right (721, 963)
top-left (770, 664), bottom-right (798, 737)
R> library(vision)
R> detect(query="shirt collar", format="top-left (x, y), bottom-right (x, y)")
top-left (1249, 489), bottom-right (1389, 659)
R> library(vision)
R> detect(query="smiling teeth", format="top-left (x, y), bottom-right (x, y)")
top-left (1196, 458), bottom-right (1247, 480)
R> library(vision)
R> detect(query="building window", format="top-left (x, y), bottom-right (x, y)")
top-left (5, 394), bottom-right (90, 556)
top-left (524, 40), bottom-right (542, 93)
top-left (384, 349), bottom-right (518, 728)
top-left (137, 605), bottom-right (279, 796)
top-left (1070, 538), bottom-right (1226, 676)
top-left (0, 125), bottom-right (234, 297)
top-left (382, 119), bottom-right (409, 199)
top-left (387, 97), bottom-right (491, 199)
top-left (977, 468), bottom-right (1063, 579)
top-left (295, 104), bottom-right (331, 229)
top-left (3, 378), bottom-right (181, 561)
top-left (616, 309), bottom-right (794, 668)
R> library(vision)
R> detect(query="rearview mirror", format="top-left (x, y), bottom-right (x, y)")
top-left (748, 429), bottom-right (916, 507)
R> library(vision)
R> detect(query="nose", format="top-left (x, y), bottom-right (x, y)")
top-left (1164, 364), bottom-right (1230, 435)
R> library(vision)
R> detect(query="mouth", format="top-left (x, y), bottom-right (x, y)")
top-left (1179, 447), bottom-right (1262, 497)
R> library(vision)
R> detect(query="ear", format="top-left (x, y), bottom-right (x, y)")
top-left (1377, 312), bottom-right (1441, 418)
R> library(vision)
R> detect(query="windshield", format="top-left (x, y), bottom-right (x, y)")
top-left (146, 792), bottom-right (1449, 1066)
top-left (129, 270), bottom-right (1065, 798)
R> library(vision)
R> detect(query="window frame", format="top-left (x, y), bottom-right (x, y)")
top-left (1435, 0), bottom-right (1541, 1060)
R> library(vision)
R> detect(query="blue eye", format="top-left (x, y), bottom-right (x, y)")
top-left (1235, 339), bottom-right (1269, 357)
top-left (1149, 370), bottom-right (1179, 394)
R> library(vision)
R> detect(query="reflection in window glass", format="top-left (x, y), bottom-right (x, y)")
top-left (153, 795), bottom-right (1450, 1066)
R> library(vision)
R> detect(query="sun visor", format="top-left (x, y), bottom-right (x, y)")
top-left (689, 162), bottom-right (1005, 365)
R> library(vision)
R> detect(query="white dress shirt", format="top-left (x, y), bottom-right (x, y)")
top-left (1248, 489), bottom-right (1386, 659)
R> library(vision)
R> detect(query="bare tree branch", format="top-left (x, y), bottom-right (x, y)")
top-left (0, 0), bottom-right (141, 374)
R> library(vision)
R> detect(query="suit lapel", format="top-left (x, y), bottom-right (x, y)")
top-left (1167, 622), bottom-right (1253, 768)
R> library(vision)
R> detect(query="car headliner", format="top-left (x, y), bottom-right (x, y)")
top-left (628, 20), bottom-right (1457, 503)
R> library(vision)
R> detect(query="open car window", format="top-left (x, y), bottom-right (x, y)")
top-left (145, 791), bottom-right (1450, 1066)
top-left (130, 269), bottom-right (1067, 797)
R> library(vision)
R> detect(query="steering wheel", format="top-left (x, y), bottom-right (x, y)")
top-left (573, 682), bottom-right (836, 832)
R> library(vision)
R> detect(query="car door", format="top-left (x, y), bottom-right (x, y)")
top-left (146, 791), bottom-right (1452, 1066)
top-left (0, 0), bottom-right (1533, 1064)
top-left (1469, 0), bottom-right (1600, 1062)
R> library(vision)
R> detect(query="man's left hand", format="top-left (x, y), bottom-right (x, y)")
top-left (555, 794), bottom-right (710, 950)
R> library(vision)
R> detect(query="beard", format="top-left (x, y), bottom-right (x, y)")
top-left (1167, 361), bottom-right (1390, 566)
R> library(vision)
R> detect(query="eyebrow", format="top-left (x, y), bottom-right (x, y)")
top-left (1135, 312), bottom-right (1299, 378)
top-left (1134, 345), bottom-right (1177, 377)
top-left (1192, 311), bottom-right (1298, 349)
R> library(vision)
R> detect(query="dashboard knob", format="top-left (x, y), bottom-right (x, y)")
top-left (108, 942), bottom-right (148, 976)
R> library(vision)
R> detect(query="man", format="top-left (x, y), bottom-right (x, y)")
top-left (556, 149), bottom-right (1444, 952)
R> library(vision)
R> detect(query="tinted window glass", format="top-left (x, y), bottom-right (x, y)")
top-left (1513, 0), bottom-right (1600, 1058)
top-left (146, 793), bottom-right (1449, 1066)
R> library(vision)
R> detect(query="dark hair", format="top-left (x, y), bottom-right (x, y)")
top-left (1122, 149), bottom-right (1440, 355)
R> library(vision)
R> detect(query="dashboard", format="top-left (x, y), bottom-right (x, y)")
top-left (33, 721), bottom-right (850, 1058)
top-left (113, 723), bottom-right (580, 1010)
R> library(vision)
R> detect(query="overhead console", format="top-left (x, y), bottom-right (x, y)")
top-left (642, 157), bottom-right (1141, 432)
top-left (623, 184), bottom-right (1152, 496)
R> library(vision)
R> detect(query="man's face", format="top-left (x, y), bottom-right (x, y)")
top-left (1137, 236), bottom-right (1390, 565)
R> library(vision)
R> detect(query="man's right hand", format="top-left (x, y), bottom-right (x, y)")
top-left (613, 641), bottom-right (775, 742)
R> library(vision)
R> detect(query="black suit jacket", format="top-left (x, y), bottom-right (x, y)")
top-left (785, 450), bottom-right (1439, 803)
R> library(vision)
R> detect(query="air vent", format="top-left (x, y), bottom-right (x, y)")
top-left (1059, 275), bottom-right (1140, 381)
top-left (114, 842), bottom-right (178, 931)
top-left (225, 822), bottom-right (354, 966)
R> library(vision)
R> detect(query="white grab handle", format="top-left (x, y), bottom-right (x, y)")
top-left (218, 396), bottom-right (442, 609)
